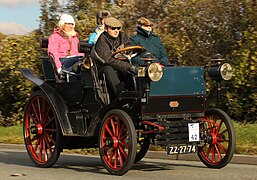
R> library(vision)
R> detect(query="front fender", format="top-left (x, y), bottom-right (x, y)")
top-left (20, 68), bottom-right (73, 135)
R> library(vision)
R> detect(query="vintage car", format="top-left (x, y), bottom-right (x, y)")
top-left (20, 38), bottom-right (235, 175)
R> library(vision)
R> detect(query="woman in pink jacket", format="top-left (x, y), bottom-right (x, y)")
top-left (48, 14), bottom-right (84, 74)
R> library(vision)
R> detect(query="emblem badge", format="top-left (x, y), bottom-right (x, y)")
top-left (169, 101), bottom-right (179, 108)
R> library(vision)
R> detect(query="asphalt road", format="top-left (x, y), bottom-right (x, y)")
top-left (1, 144), bottom-right (257, 180)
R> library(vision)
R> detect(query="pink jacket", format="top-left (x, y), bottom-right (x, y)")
top-left (48, 27), bottom-right (84, 69)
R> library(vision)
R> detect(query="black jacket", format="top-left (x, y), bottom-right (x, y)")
top-left (91, 31), bottom-right (132, 72)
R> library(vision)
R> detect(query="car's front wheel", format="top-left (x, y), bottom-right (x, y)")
top-left (99, 109), bottom-right (137, 175)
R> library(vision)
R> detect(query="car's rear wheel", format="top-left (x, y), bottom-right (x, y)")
top-left (197, 108), bottom-right (236, 168)
top-left (23, 90), bottom-right (62, 167)
top-left (99, 109), bottom-right (137, 175)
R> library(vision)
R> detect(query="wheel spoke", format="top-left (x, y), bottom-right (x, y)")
top-left (43, 137), bottom-right (48, 161)
top-left (110, 118), bottom-right (116, 136)
top-left (36, 98), bottom-right (42, 123)
top-left (43, 109), bottom-right (54, 127)
top-left (39, 137), bottom-right (43, 160)
top-left (205, 144), bottom-right (211, 157)
top-left (44, 131), bottom-right (56, 145)
top-left (115, 118), bottom-right (120, 137)
top-left (118, 123), bottom-right (125, 138)
top-left (211, 145), bottom-right (215, 163)
top-left (219, 129), bottom-right (228, 136)
top-left (217, 121), bottom-right (223, 133)
top-left (108, 148), bottom-right (115, 164)
top-left (28, 114), bottom-right (38, 124)
top-left (217, 137), bottom-right (225, 142)
top-left (120, 132), bottom-right (128, 142)
top-left (117, 148), bottom-right (123, 167)
top-left (105, 124), bottom-right (114, 137)
top-left (214, 144), bottom-right (222, 160)
top-left (119, 145), bottom-right (128, 159)
top-left (31, 135), bottom-right (38, 142)
top-left (114, 149), bottom-right (118, 168)
top-left (41, 98), bottom-right (46, 125)
top-left (217, 141), bottom-right (227, 153)
top-left (44, 128), bottom-right (56, 133)
top-left (33, 138), bottom-right (40, 152)
top-left (43, 134), bottom-right (53, 154)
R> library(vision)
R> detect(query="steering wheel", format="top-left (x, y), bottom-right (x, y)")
top-left (112, 46), bottom-right (146, 60)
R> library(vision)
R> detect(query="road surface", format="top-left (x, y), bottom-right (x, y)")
top-left (0, 144), bottom-right (257, 180)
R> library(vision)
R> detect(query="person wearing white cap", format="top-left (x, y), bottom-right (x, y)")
top-left (48, 14), bottom-right (84, 74)
top-left (91, 17), bottom-right (138, 100)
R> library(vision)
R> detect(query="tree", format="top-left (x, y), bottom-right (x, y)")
top-left (225, 0), bottom-right (257, 123)
top-left (0, 33), bottom-right (41, 125)
top-left (39, 0), bottom-right (61, 36)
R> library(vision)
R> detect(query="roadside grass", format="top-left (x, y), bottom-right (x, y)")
top-left (0, 124), bottom-right (23, 144)
top-left (234, 122), bottom-right (257, 155)
top-left (1, 122), bottom-right (257, 155)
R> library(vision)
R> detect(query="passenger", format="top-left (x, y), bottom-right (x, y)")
top-left (91, 17), bottom-right (138, 99)
top-left (88, 10), bottom-right (112, 44)
top-left (130, 17), bottom-right (168, 66)
top-left (48, 14), bottom-right (84, 74)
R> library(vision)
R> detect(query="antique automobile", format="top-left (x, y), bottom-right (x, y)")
top-left (20, 38), bottom-right (235, 175)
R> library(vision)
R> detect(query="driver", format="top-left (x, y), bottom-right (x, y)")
top-left (91, 17), bottom-right (138, 99)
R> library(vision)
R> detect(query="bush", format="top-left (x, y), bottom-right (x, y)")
top-left (0, 33), bottom-right (42, 126)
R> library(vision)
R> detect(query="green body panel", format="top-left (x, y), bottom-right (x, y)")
top-left (150, 66), bottom-right (206, 96)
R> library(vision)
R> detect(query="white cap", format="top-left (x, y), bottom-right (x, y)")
top-left (58, 14), bottom-right (75, 27)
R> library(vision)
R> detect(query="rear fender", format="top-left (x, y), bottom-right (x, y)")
top-left (20, 68), bottom-right (73, 135)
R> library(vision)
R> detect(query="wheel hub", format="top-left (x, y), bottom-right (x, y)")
top-left (30, 124), bottom-right (43, 135)
top-left (204, 133), bottom-right (218, 144)
top-left (105, 137), bottom-right (119, 148)
top-left (204, 134), bottom-right (213, 144)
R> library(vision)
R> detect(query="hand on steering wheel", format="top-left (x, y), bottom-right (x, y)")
top-left (112, 46), bottom-right (146, 60)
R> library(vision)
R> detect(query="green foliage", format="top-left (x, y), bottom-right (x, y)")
top-left (0, 33), bottom-right (41, 125)
top-left (1, 0), bottom-right (257, 125)
top-left (39, 0), bottom-right (62, 36)
top-left (224, 1), bottom-right (257, 123)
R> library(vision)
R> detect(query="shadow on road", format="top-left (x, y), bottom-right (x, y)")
top-left (0, 150), bottom-right (206, 175)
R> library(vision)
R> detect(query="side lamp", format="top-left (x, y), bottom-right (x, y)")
top-left (208, 54), bottom-right (233, 81)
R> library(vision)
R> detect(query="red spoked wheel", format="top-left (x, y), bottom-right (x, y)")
top-left (23, 90), bottom-right (62, 168)
top-left (99, 109), bottom-right (137, 175)
top-left (197, 108), bottom-right (236, 168)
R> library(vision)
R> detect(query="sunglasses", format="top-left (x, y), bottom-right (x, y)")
top-left (109, 27), bottom-right (121, 30)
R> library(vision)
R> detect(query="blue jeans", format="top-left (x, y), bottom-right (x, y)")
top-left (60, 56), bottom-right (84, 71)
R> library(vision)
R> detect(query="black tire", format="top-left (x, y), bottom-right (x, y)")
top-left (99, 109), bottom-right (137, 175)
top-left (134, 136), bottom-right (150, 163)
top-left (23, 90), bottom-right (62, 168)
top-left (197, 108), bottom-right (236, 168)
